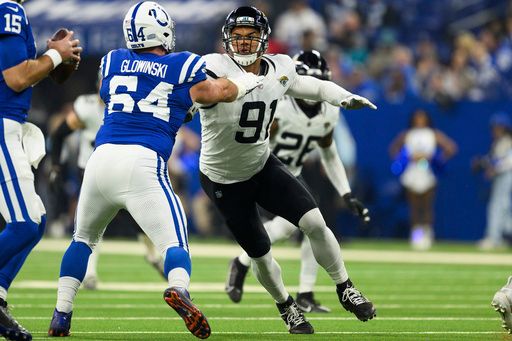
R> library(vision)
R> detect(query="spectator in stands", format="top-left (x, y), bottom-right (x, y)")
top-left (274, 0), bottom-right (327, 54)
top-left (473, 112), bottom-right (512, 250)
top-left (389, 109), bottom-right (457, 250)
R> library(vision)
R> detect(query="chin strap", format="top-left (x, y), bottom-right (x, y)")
top-left (232, 53), bottom-right (258, 66)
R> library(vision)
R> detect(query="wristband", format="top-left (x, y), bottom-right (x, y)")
top-left (44, 49), bottom-right (63, 69)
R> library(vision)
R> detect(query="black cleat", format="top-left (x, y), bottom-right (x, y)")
top-left (337, 281), bottom-right (376, 321)
top-left (164, 287), bottom-right (211, 339)
top-left (296, 292), bottom-right (331, 313)
top-left (0, 299), bottom-right (32, 341)
top-left (48, 309), bottom-right (72, 337)
top-left (276, 296), bottom-right (314, 334)
top-left (225, 257), bottom-right (249, 303)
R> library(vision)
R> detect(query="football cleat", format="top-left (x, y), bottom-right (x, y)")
top-left (0, 299), bottom-right (32, 341)
top-left (337, 281), bottom-right (376, 321)
top-left (491, 276), bottom-right (512, 333)
top-left (225, 257), bottom-right (249, 303)
top-left (48, 309), bottom-right (72, 337)
top-left (276, 296), bottom-right (314, 334)
top-left (296, 292), bottom-right (331, 313)
top-left (164, 287), bottom-right (211, 339)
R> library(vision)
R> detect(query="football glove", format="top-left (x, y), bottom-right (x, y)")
top-left (229, 73), bottom-right (265, 100)
top-left (343, 193), bottom-right (370, 223)
top-left (341, 95), bottom-right (377, 110)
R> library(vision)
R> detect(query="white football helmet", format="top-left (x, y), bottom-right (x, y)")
top-left (123, 1), bottom-right (175, 53)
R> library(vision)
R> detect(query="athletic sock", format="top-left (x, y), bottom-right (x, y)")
top-left (238, 253), bottom-right (251, 267)
top-left (0, 215), bottom-right (46, 292)
top-left (0, 221), bottom-right (39, 269)
top-left (299, 209), bottom-right (348, 285)
top-left (298, 236), bottom-right (319, 293)
top-left (55, 276), bottom-right (81, 313)
top-left (251, 250), bottom-right (289, 304)
top-left (164, 246), bottom-right (191, 289)
top-left (0, 286), bottom-right (6, 301)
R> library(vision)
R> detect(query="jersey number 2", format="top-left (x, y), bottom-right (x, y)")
top-left (235, 100), bottom-right (277, 144)
top-left (108, 75), bottom-right (173, 122)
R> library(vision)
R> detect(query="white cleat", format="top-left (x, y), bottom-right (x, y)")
top-left (492, 276), bottom-right (512, 334)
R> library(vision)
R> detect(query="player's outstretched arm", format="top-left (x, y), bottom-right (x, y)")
top-left (1, 31), bottom-right (81, 92)
top-left (318, 132), bottom-right (370, 223)
top-left (286, 75), bottom-right (377, 110)
top-left (190, 73), bottom-right (264, 105)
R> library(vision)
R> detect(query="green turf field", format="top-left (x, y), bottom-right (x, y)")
top-left (5, 238), bottom-right (512, 340)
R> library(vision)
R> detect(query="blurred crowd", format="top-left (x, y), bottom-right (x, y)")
top-left (257, 0), bottom-right (512, 105)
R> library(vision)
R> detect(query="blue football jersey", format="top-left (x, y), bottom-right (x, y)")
top-left (0, 1), bottom-right (36, 122)
top-left (96, 49), bottom-right (206, 160)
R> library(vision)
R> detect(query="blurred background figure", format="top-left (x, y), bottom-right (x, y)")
top-left (473, 112), bottom-right (512, 250)
top-left (274, 0), bottom-right (327, 54)
top-left (389, 109), bottom-right (457, 250)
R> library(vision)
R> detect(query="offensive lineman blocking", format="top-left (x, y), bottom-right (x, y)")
top-left (226, 50), bottom-right (370, 313)
top-left (48, 2), bottom-right (263, 339)
top-left (198, 6), bottom-right (377, 334)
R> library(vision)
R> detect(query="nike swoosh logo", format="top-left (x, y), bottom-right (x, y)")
top-left (6, 6), bottom-right (19, 12)
top-left (297, 304), bottom-right (312, 313)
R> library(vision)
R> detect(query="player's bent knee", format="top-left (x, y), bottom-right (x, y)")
top-left (244, 239), bottom-right (271, 259)
top-left (298, 208), bottom-right (327, 235)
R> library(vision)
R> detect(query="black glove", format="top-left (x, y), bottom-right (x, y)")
top-left (49, 165), bottom-right (64, 194)
top-left (343, 193), bottom-right (370, 223)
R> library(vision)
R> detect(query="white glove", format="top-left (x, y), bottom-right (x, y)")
top-left (228, 73), bottom-right (265, 100)
top-left (341, 95), bottom-right (377, 110)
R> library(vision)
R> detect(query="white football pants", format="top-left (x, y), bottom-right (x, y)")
top-left (73, 144), bottom-right (188, 255)
top-left (0, 118), bottom-right (45, 224)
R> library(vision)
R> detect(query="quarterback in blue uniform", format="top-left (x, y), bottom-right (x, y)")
top-left (0, 0), bottom-right (81, 340)
top-left (48, 2), bottom-right (262, 339)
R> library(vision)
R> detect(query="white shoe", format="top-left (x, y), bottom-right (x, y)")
top-left (492, 276), bottom-right (512, 333)
top-left (411, 227), bottom-right (432, 251)
top-left (82, 275), bottom-right (98, 290)
top-left (478, 238), bottom-right (504, 251)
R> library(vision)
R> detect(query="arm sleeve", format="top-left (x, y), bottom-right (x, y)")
top-left (0, 35), bottom-right (27, 70)
top-left (319, 142), bottom-right (352, 197)
top-left (286, 75), bottom-right (353, 107)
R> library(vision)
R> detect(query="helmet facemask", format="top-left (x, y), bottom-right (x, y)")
top-left (223, 26), bottom-right (269, 66)
top-left (222, 6), bottom-right (271, 66)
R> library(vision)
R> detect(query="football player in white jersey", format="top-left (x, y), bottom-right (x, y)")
top-left (48, 2), bottom-right (263, 339)
top-left (198, 6), bottom-right (376, 334)
top-left (49, 86), bottom-right (166, 290)
top-left (225, 50), bottom-right (370, 314)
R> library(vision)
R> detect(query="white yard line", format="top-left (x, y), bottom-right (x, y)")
top-left (32, 331), bottom-right (503, 335)
top-left (34, 239), bottom-right (512, 265)
top-left (12, 303), bottom-right (491, 309)
top-left (20, 316), bottom-right (498, 321)
top-left (10, 280), bottom-right (501, 294)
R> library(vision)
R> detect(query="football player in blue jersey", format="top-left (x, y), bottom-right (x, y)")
top-left (0, 0), bottom-right (81, 340)
top-left (48, 2), bottom-right (263, 339)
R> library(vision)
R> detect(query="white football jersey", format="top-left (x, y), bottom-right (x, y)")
top-left (271, 96), bottom-right (339, 176)
top-left (199, 53), bottom-right (297, 184)
top-left (73, 94), bottom-right (104, 169)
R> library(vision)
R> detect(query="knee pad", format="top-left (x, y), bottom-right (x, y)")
top-left (243, 237), bottom-right (271, 259)
top-left (298, 208), bottom-right (327, 235)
